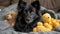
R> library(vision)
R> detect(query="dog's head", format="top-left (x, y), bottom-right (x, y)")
top-left (17, 0), bottom-right (40, 24)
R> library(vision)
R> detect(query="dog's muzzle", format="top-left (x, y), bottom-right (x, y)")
top-left (25, 17), bottom-right (34, 23)
top-left (25, 13), bottom-right (38, 24)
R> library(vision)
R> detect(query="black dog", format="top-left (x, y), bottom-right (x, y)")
top-left (14, 0), bottom-right (57, 33)
top-left (14, 0), bottom-right (41, 33)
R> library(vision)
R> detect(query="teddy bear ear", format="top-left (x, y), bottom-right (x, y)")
top-left (17, 0), bottom-right (27, 10)
top-left (31, 0), bottom-right (40, 11)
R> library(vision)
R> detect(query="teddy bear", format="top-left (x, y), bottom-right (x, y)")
top-left (33, 22), bottom-right (44, 32)
top-left (41, 13), bottom-right (51, 23)
top-left (56, 19), bottom-right (60, 24)
top-left (33, 13), bottom-right (60, 32)
top-left (42, 13), bottom-right (60, 28)
top-left (51, 18), bottom-right (60, 28)
top-left (33, 22), bottom-right (52, 32)
top-left (4, 10), bottom-right (17, 27)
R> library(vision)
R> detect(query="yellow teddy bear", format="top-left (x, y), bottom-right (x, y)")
top-left (41, 13), bottom-right (51, 23)
top-left (44, 23), bottom-right (52, 31)
top-left (33, 13), bottom-right (52, 32)
top-left (33, 22), bottom-right (43, 32)
top-left (55, 19), bottom-right (60, 24)
top-left (42, 13), bottom-right (60, 28)
top-left (33, 13), bottom-right (60, 32)
top-left (33, 22), bottom-right (52, 32)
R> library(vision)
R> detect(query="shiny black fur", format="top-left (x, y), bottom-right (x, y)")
top-left (14, 0), bottom-right (57, 33)
top-left (14, 0), bottom-right (41, 33)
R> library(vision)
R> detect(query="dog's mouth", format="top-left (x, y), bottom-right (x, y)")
top-left (24, 14), bottom-right (38, 24)
top-left (25, 18), bottom-right (34, 24)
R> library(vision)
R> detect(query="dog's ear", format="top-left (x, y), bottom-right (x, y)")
top-left (17, 0), bottom-right (26, 10)
top-left (31, 0), bottom-right (40, 10)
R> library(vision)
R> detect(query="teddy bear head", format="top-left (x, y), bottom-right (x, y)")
top-left (5, 11), bottom-right (17, 20)
top-left (42, 13), bottom-right (52, 23)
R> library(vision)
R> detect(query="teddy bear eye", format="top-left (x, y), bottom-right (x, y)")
top-left (48, 17), bottom-right (49, 18)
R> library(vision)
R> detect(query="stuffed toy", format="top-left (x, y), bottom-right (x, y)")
top-left (33, 22), bottom-right (43, 32)
top-left (33, 13), bottom-right (60, 32)
top-left (56, 20), bottom-right (60, 24)
top-left (44, 23), bottom-right (53, 31)
top-left (4, 11), bottom-right (17, 26)
top-left (42, 13), bottom-right (60, 28)
top-left (33, 22), bottom-right (52, 32)
top-left (36, 22), bottom-right (45, 31)
top-left (51, 18), bottom-right (60, 28)
top-left (42, 13), bottom-right (51, 23)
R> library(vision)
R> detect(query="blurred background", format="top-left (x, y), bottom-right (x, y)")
top-left (0, 0), bottom-right (60, 12)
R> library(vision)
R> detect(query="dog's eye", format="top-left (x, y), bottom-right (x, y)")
top-left (30, 9), bottom-right (33, 13)
top-left (24, 10), bottom-right (27, 13)
top-left (30, 11), bottom-right (32, 13)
